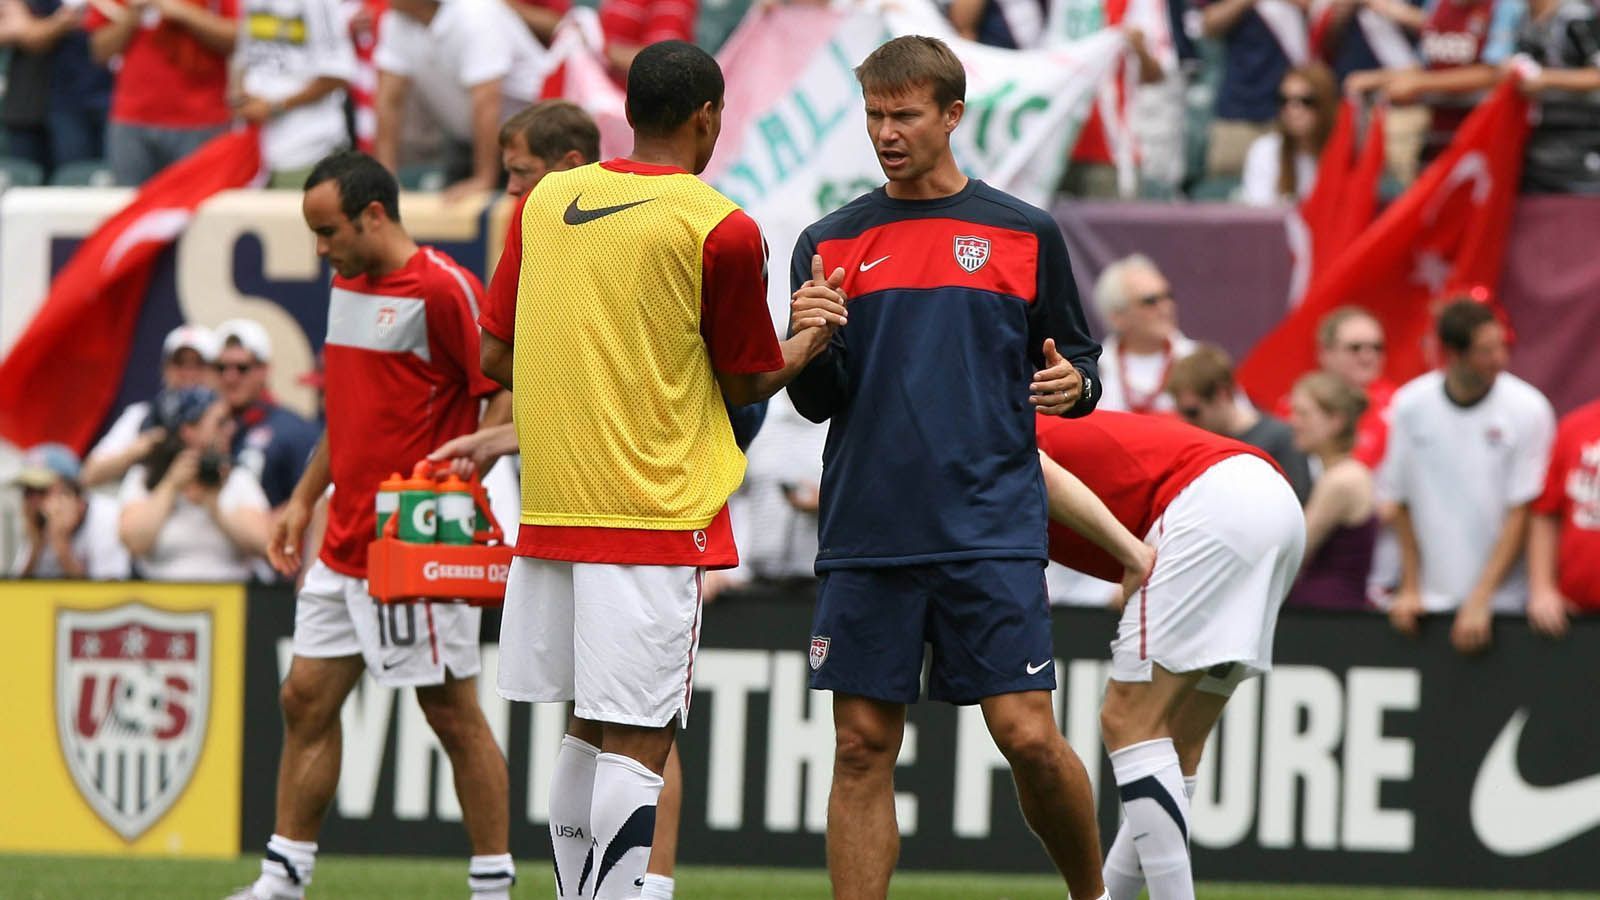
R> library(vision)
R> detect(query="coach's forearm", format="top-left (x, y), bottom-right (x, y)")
top-left (719, 330), bottom-right (832, 408)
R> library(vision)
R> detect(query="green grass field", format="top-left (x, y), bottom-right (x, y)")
top-left (1, 856), bottom-right (1595, 900)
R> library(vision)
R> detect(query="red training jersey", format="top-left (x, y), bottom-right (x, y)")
top-left (1036, 411), bottom-right (1281, 581)
top-left (481, 158), bottom-right (783, 568)
top-left (85, 0), bottom-right (238, 129)
top-left (321, 247), bottom-right (501, 577)
top-left (1532, 399), bottom-right (1600, 610)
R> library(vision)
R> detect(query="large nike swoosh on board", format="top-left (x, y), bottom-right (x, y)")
top-left (1471, 708), bottom-right (1600, 856)
top-left (563, 195), bottom-right (655, 225)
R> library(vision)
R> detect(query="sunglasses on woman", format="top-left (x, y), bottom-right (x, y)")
top-left (1279, 93), bottom-right (1317, 109)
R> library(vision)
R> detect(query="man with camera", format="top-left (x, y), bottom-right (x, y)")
top-left (116, 385), bottom-right (271, 581)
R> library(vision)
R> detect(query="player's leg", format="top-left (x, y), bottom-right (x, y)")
top-left (924, 560), bottom-right (1104, 898)
top-left (1100, 666), bottom-right (1204, 900)
top-left (641, 742), bottom-right (683, 899)
top-left (571, 563), bottom-right (703, 900)
top-left (979, 690), bottom-right (1106, 900)
top-left (828, 694), bottom-right (908, 900)
top-left (238, 561), bottom-right (368, 900)
top-left (499, 558), bottom-right (581, 896)
top-left (806, 567), bottom-right (927, 900)
top-left (414, 674), bottom-right (514, 899)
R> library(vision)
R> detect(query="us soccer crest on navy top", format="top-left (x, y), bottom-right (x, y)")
top-left (953, 236), bottom-right (990, 274)
top-left (55, 604), bottom-right (212, 841)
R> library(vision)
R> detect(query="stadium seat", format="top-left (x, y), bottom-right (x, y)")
top-left (0, 156), bottom-right (45, 191)
top-left (1188, 176), bottom-right (1241, 202)
top-left (49, 160), bottom-right (116, 187)
top-left (398, 164), bottom-right (446, 192)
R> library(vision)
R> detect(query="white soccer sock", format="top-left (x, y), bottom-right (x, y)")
top-left (1110, 739), bottom-right (1193, 900)
top-left (468, 853), bottom-right (516, 900)
top-left (1103, 772), bottom-right (1198, 900)
top-left (550, 734), bottom-right (600, 899)
top-left (588, 752), bottom-right (665, 900)
top-left (639, 873), bottom-right (674, 899)
top-left (253, 834), bottom-right (316, 899)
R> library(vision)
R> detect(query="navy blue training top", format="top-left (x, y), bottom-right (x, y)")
top-left (786, 179), bottom-right (1102, 572)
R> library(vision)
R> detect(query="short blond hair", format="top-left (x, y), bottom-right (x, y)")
top-left (855, 36), bottom-right (966, 109)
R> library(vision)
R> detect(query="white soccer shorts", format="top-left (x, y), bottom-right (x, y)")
top-left (497, 557), bottom-right (705, 728)
top-left (292, 559), bottom-right (482, 688)
top-left (1110, 454), bottom-right (1307, 691)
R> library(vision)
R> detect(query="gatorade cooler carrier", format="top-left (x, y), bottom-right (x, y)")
top-left (368, 461), bottom-right (514, 607)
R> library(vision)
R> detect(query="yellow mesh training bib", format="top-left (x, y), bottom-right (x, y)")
top-left (511, 162), bottom-right (747, 530)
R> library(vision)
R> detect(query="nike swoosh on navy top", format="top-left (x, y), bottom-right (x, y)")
top-left (1025, 660), bottom-right (1050, 675)
top-left (860, 255), bottom-right (891, 271)
top-left (563, 195), bottom-right (655, 225)
top-left (1471, 708), bottom-right (1600, 856)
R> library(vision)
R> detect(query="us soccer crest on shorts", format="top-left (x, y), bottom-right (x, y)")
top-left (55, 603), bottom-right (212, 841)
top-left (809, 636), bottom-right (830, 670)
top-left (953, 235), bottom-right (990, 273)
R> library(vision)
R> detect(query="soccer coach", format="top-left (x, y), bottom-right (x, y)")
top-left (787, 35), bottom-right (1107, 900)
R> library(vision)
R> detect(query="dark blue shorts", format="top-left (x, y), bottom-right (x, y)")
top-left (806, 559), bottom-right (1055, 705)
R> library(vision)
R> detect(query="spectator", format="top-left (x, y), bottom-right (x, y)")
top-left (81, 323), bottom-right (220, 489)
top-left (1507, 0), bottom-right (1600, 194)
top-left (1314, 305), bottom-right (1395, 468)
top-left (85, 0), bottom-right (239, 186)
top-left (1201, 0), bottom-right (1308, 178)
top-left (214, 319), bottom-right (320, 509)
top-left (0, 0), bottom-right (111, 180)
top-left (1241, 61), bottom-right (1338, 205)
top-left (1527, 397), bottom-right (1600, 636)
top-left (1167, 343), bottom-right (1314, 503)
top-left (1090, 254), bottom-right (1196, 415)
top-left (9, 443), bottom-right (129, 579)
top-left (1382, 299), bottom-right (1555, 653)
top-left (232, 0), bottom-right (358, 187)
top-left (1286, 372), bottom-right (1376, 609)
top-left (373, 0), bottom-right (549, 199)
top-left (1345, 0), bottom-right (1522, 167)
top-left (117, 386), bottom-right (271, 581)
top-left (506, 0), bottom-right (567, 45)
top-left (598, 0), bottom-right (694, 81)
top-left (947, 0), bottom-right (1046, 48)
top-left (1314, 0), bottom-right (1424, 85)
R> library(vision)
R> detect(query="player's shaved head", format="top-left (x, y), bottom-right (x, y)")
top-left (855, 35), bottom-right (966, 110)
top-left (626, 41), bottom-right (725, 137)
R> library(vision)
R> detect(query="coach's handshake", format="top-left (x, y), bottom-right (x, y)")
top-left (790, 253), bottom-right (848, 348)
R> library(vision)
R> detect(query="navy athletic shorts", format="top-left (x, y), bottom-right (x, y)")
top-left (806, 559), bottom-right (1055, 705)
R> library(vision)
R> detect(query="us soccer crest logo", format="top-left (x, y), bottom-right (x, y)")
top-left (953, 236), bottom-right (990, 273)
top-left (55, 604), bottom-right (211, 841)
top-left (809, 636), bottom-right (830, 671)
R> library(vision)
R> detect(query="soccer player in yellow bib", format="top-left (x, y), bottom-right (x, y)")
top-left (480, 41), bottom-right (847, 900)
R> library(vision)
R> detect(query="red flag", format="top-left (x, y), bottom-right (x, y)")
top-left (1239, 80), bottom-right (1529, 408)
top-left (1285, 101), bottom-right (1386, 302)
top-left (0, 128), bottom-right (262, 453)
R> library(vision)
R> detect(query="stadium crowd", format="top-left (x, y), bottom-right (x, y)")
top-left (2, 0), bottom-right (1599, 633)
top-left (2, 0), bottom-right (1599, 195)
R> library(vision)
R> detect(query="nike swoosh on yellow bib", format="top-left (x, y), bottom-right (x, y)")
top-left (563, 195), bottom-right (655, 225)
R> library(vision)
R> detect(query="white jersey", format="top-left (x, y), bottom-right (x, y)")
top-left (237, 0), bottom-right (359, 169)
top-left (119, 465), bottom-right (271, 582)
top-left (374, 0), bottom-right (550, 143)
top-left (1096, 333), bottom-right (1197, 415)
top-left (1379, 370), bottom-right (1556, 613)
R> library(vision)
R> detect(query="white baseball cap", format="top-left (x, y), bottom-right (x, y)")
top-left (162, 324), bottom-right (221, 363)
top-left (216, 318), bottom-right (273, 364)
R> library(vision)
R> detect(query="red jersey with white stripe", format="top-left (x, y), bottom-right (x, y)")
top-left (1036, 411), bottom-right (1281, 581)
top-left (320, 246), bottom-right (500, 577)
